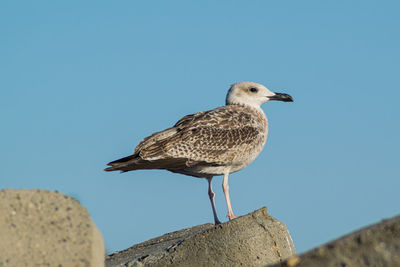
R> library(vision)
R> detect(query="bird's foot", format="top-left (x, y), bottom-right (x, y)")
top-left (227, 212), bottom-right (237, 220)
top-left (214, 219), bottom-right (222, 225)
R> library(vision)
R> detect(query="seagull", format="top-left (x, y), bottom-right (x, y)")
top-left (105, 82), bottom-right (293, 224)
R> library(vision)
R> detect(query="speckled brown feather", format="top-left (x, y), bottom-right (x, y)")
top-left (105, 104), bottom-right (268, 176)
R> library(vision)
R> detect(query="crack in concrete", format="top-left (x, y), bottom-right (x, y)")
top-left (251, 213), bottom-right (283, 261)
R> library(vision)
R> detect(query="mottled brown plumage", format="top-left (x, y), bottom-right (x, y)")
top-left (106, 105), bottom-right (267, 176)
top-left (105, 82), bottom-right (293, 224)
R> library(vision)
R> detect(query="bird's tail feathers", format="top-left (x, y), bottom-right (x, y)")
top-left (104, 154), bottom-right (190, 172)
top-left (104, 155), bottom-right (140, 172)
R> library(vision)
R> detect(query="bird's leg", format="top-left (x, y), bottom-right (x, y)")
top-left (222, 172), bottom-right (237, 220)
top-left (207, 177), bottom-right (221, 225)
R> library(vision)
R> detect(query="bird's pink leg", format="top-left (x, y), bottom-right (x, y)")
top-left (222, 172), bottom-right (237, 220)
top-left (207, 177), bottom-right (221, 225)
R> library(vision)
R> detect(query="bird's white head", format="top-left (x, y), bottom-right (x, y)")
top-left (226, 82), bottom-right (293, 108)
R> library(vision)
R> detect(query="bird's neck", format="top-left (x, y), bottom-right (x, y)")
top-left (228, 102), bottom-right (265, 115)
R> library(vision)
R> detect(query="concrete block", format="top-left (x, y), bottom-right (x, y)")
top-left (106, 207), bottom-right (295, 267)
top-left (0, 189), bottom-right (105, 267)
top-left (269, 214), bottom-right (400, 267)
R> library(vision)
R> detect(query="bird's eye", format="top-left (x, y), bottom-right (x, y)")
top-left (249, 88), bottom-right (258, 93)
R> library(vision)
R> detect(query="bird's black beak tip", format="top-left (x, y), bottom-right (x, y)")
top-left (268, 92), bottom-right (294, 102)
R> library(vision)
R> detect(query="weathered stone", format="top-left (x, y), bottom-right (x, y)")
top-left (106, 207), bottom-right (295, 267)
top-left (268, 214), bottom-right (400, 267)
top-left (0, 189), bottom-right (105, 267)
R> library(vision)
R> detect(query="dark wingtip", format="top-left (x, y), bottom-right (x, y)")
top-left (104, 154), bottom-right (137, 172)
top-left (104, 167), bottom-right (114, 172)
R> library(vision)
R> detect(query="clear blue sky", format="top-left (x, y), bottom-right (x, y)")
top-left (1, 1), bottom-right (399, 254)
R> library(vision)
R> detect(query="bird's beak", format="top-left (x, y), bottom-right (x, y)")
top-left (267, 92), bottom-right (294, 102)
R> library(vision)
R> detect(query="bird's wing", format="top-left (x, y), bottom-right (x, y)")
top-left (136, 106), bottom-right (264, 165)
top-left (173, 111), bottom-right (207, 127)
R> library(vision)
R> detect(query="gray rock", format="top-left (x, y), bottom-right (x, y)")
top-left (106, 207), bottom-right (295, 267)
top-left (0, 189), bottom-right (105, 267)
top-left (268, 214), bottom-right (400, 267)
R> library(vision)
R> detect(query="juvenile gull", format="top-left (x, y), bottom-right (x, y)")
top-left (105, 82), bottom-right (293, 224)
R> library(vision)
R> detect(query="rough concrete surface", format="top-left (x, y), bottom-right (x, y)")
top-left (0, 189), bottom-right (105, 267)
top-left (106, 207), bottom-right (296, 267)
top-left (269, 214), bottom-right (400, 267)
